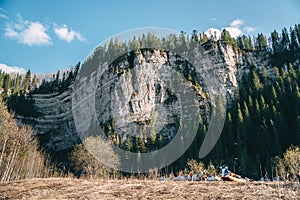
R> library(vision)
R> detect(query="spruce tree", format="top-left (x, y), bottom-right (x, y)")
top-left (22, 69), bottom-right (31, 92)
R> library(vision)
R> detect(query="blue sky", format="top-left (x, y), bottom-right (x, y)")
top-left (0, 0), bottom-right (300, 74)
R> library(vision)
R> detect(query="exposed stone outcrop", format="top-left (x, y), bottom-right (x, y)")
top-left (16, 89), bottom-right (78, 152)
top-left (16, 42), bottom-right (272, 152)
top-left (199, 42), bottom-right (271, 101)
top-left (94, 49), bottom-right (201, 141)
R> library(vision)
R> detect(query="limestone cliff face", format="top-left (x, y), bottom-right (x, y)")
top-left (16, 89), bottom-right (78, 152)
top-left (16, 42), bottom-right (272, 152)
top-left (94, 49), bottom-right (202, 142)
top-left (200, 42), bottom-right (271, 101)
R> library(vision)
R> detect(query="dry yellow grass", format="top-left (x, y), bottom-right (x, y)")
top-left (0, 178), bottom-right (299, 200)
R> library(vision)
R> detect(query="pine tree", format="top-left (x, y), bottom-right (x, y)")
top-left (254, 98), bottom-right (260, 114)
top-left (129, 36), bottom-right (140, 51)
top-left (221, 29), bottom-right (231, 42)
top-left (31, 74), bottom-right (37, 90)
top-left (2, 74), bottom-right (11, 96)
top-left (237, 36), bottom-right (244, 49)
top-left (107, 39), bottom-right (115, 59)
top-left (252, 70), bottom-right (263, 91)
top-left (237, 103), bottom-right (244, 124)
top-left (191, 30), bottom-right (199, 42)
top-left (288, 63), bottom-right (297, 79)
top-left (256, 33), bottom-right (267, 50)
top-left (178, 31), bottom-right (188, 51)
top-left (289, 28), bottom-right (298, 57)
top-left (56, 70), bottom-right (60, 81)
top-left (274, 67), bottom-right (280, 79)
top-left (295, 24), bottom-right (300, 44)
top-left (248, 36), bottom-right (253, 50)
top-left (271, 30), bottom-right (280, 53)
top-left (242, 101), bottom-right (250, 119)
top-left (271, 86), bottom-right (277, 100)
top-left (259, 95), bottom-right (266, 111)
top-left (22, 70), bottom-right (31, 92)
top-left (199, 32), bottom-right (208, 44)
top-left (261, 67), bottom-right (268, 84)
top-left (248, 95), bottom-right (253, 110)
top-left (242, 35), bottom-right (252, 50)
top-left (281, 28), bottom-right (291, 51)
top-left (13, 74), bottom-right (22, 94)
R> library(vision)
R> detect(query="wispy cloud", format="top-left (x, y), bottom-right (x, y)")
top-left (210, 18), bottom-right (216, 21)
top-left (54, 24), bottom-right (85, 42)
top-left (244, 26), bottom-right (255, 33)
top-left (0, 63), bottom-right (26, 74)
top-left (0, 13), bottom-right (8, 19)
top-left (0, 8), bottom-right (7, 12)
top-left (205, 19), bottom-right (255, 39)
top-left (0, 7), bottom-right (8, 19)
top-left (4, 16), bottom-right (52, 46)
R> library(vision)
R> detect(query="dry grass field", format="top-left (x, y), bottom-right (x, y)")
top-left (0, 178), bottom-right (299, 200)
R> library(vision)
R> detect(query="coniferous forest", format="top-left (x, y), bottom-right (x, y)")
top-left (0, 24), bottom-right (300, 181)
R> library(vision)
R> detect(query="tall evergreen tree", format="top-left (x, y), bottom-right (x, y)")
top-left (191, 30), bottom-right (199, 43)
top-left (256, 33), bottom-right (268, 50)
top-left (22, 69), bottom-right (31, 91)
top-left (271, 30), bottom-right (280, 53)
top-left (13, 74), bottom-right (22, 94)
top-left (289, 28), bottom-right (299, 60)
top-left (281, 28), bottom-right (291, 51)
top-left (2, 74), bottom-right (11, 96)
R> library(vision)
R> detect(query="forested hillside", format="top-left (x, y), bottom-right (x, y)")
top-left (0, 23), bottom-right (300, 180)
top-left (208, 64), bottom-right (300, 179)
top-left (0, 97), bottom-right (64, 181)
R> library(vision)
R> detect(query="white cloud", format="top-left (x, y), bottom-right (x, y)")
top-left (4, 17), bottom-right (52, 46)
top-left (205, 19), bottom-right (254, 39)
top-left (4, 15), bottom-right (86, 45)
top-left (230, 19), bottom-right (243, 27)
top-left (54, 24), bottom-right (85, 42)
top-left (205, 28), bottom-right (221, 39)
top-left (244, 26), bottom-right (255, 33)
top-left (0, 63), bottom-right (26, 74)
top-left (225, 26), bottom-right (243, 38)
top-left (224, 19), bottom-right (243, 38)
top-left (22, 22), bottom-right (52, 46)
top-left (210, 18), bottom-right (216, 21)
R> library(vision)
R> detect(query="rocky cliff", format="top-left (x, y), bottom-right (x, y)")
top-left (16, 42), bottom-right (272, 153)
top-left (16, 89), bottom-right (79, 153)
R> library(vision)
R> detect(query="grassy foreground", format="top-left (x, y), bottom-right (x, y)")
top-left (0, 178), bottom-right (299, 199)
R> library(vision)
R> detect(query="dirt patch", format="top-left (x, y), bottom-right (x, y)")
top-left (0, 178), bottom-right (299, 199)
